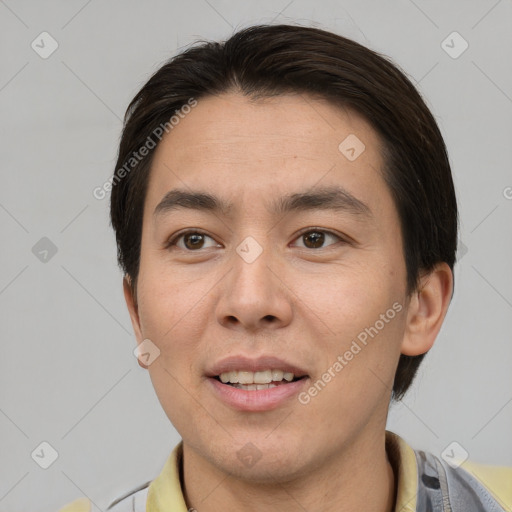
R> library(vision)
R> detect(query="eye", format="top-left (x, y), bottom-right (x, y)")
top-left (166, 230), bottom-right (220, 251)
top-left (292, 229), bottom-right (344, 249)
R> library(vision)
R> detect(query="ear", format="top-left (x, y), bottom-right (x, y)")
top-left (401, 262), bottom-right (454, 356)
top-left (123, 276), bottom-right (147, 369)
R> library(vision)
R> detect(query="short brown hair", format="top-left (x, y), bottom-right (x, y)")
top-left (110, 24), bottom-right (458, 400)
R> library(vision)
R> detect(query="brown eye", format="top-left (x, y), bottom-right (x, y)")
top-left (167, 231), bottom-right (219, 251)
top-left (294, 229), bottom-right (343, 249)
top-left (183, 233), bottom-right (206, 249)
top-left (302, 231), bottom-right (325, 249)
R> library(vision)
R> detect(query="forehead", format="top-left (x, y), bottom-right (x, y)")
top-left (145, 92), bottom-right (392, 221)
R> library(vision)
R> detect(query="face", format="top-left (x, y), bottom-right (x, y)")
top-left (126, 92), bottom-right (413, 482)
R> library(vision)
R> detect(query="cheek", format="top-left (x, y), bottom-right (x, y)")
top-left (135, 270), bottom-right (208, 375)
top-left (302, 311), bottom-right (406, 429)
top-left (294, 257), bottom-right (400, 331)
top-left (137, 278), bottom-right (207, 426)
top-left (296, 258), bottom-right (406, 393)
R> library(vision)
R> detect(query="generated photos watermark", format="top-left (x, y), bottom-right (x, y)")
top-left (298, 301), bottom-right (403, 405)
top-left (93, 97), bottom-right (198, 200)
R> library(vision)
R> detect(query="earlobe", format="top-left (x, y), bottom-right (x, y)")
top-left (401, 262), bottom-right (454, 357)
top-left (123, 276), bottom-right (148, 369)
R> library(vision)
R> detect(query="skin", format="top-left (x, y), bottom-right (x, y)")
top-left (124, 92), bottom-right (453, 512)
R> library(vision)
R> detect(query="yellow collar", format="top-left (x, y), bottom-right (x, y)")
top-left (147, 430), bottom-right (418, 511)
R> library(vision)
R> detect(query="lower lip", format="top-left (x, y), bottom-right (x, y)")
top-left (207, 377), bottom-right (308, 412)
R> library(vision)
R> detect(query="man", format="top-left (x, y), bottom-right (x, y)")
top-left (61, 24), bottom-right (511, 511)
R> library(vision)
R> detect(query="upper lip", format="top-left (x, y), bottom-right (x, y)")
top-left (206, 355), bottom-right (309, 378)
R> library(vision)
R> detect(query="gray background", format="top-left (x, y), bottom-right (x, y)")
top-left (1, 1), bottom-right (511, 510)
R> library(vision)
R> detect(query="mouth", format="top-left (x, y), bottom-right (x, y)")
top-left (206, 358), bottom-right (310, 411)
top-left (213, 369), bottom-right (308, 391)
top-left (205, 355), bottom-right (310, 411)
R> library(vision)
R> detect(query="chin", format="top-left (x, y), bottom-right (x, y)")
top-left (222, 453), bottom-right (309, 485)
top-left (204, 435), bottom-right (311, 484)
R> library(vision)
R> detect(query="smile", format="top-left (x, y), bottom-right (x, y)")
top-left (217, 369), bottom-right (302, 390)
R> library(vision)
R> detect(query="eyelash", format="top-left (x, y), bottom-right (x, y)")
top-left (165, 228), bottom-right (347, 251)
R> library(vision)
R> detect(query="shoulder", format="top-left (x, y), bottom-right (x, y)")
top-left (57, 444), bottom-right (184, 512)
top-left (57, 497), bottom-right (91, 512)
top-left (57, 481), bottom-right (151, 512)
top-left (416, 449), bottom-right (512, 511)
top-left (386, 431), bottom-right (512, 512)
top-left (106, 480), bottom-right (151, 511)
top-left (458, 459), bottom-right (512, 510)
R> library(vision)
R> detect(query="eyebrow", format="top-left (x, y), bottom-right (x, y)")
top-left (153, 185), bottom-right (372, 219)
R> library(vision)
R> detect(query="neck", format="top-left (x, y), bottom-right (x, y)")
top-left (182, 430), bottom-right (397, 512)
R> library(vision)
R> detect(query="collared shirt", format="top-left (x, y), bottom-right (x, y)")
top-left (59, 431), bottom-right (512, 512)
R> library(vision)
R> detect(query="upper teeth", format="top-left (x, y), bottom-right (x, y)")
top-left (219, 369), bottom-right (295, 384)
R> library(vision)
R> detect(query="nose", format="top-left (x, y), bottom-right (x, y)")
top-left (215, 243), bottom-right (293, 332)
